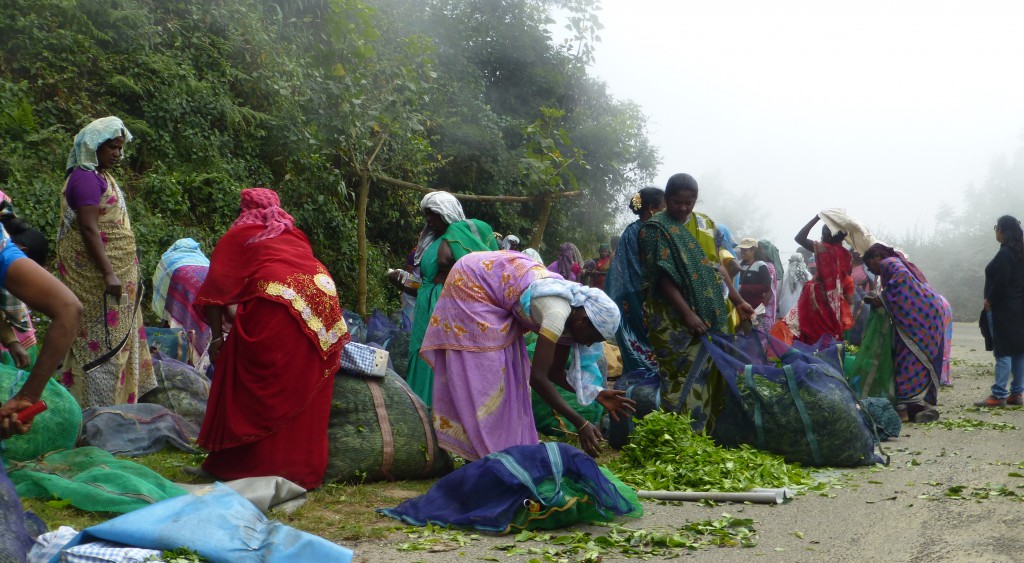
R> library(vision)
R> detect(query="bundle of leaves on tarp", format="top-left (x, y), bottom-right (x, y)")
top-left (379, 442), bottom-right (642, 533)
top-left (845, 308), bottom-right (895, 400)
top-left (1, 365), bottom-right (82, 463)
top-left (706, 332), bottom-right (883, 467)
top-left (140, 352), bottom-right (210, 427)
top-left (326, 369), bottom-right (452, 483)
top-left (387, 330), bottom-right (411, 379)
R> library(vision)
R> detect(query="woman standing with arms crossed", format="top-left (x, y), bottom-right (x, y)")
top-left (976, 216), bottom-right (1024, 407)
top-left (56, 117), bottom-right (154, 407)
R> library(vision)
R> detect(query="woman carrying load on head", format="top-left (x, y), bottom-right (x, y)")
top-left (419, 251), bottom-right (636, 460)
top-left (863, 242), bottom-right (946, 422)
top-left (605, 187), bottom-right (665, 375)
top-left (779, 253), bottom-right (811, 318)
top-left (193, 188), bottom-right (349, 489)
top-left (390, 192), bottom-right (498, 407)
top-left (773, 215), bottom-right (854, 346)
top-left (55, 117), bottom-right (155, 408)
top-left (548, 242), bottom-right (583, 282)
top-left (639, 173), bottom-right (754, 428)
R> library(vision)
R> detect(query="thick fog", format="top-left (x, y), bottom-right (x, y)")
top-left (580, 0), bottom-right (1024, 247)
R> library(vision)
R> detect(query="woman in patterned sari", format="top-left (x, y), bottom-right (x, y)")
top-left (392, 192), bottom-right (497, 406)
top-left (638, 173), bottom-right (753, 430)
top-left (863, 243), bottom-right (944, 422)
top-left (605, 187), bottom-right (664, 375)
top-left (56, 117), bottom-right (155, 407)
top-left (420, 251), bottom-right (634, 460)
top-left (773, 215), bottom-right (854, 346)
top-left (193, 188), bottom-right (349, 488)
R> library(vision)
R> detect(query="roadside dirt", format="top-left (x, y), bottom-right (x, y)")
top-left (352, 322), bottom-right (1024, 562)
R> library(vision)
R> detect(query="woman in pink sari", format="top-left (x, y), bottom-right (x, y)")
top-left (420, 251), bottom-right (634, 460)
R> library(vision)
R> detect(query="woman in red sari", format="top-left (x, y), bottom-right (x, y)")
top-left (773, 215), bottom-right (854, 345)
top-left (193, 188), bottom-right (348, 489)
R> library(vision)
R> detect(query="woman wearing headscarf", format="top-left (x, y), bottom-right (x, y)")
top-left (639, 174), bottom-right (753, 428)
top-left (151, 238), bottom-right (212, 363)
top-left (976, 216), bottom-right (1024, 407)
top-left (863, 242), bottom-right (946, 422)
top-left (588, 244), bottom-right (613, 290)
top-left (391, 191), bottom-right (497, 406)
top-left (773, 215), bottom-right (855, 346)
top-left (56, 116), bottom-right (155, 407)
top-left (193, 188), bottom-right (349, 489)
top-left (500, 234), bottom-right (521, 251)
top-left (605, 187), bottom-right (664, 375)
top-left (548, 242), bottom-right (583, 282)
top-left (420, 251), bottom-right (635, 460)
top-left (779, 254), bottom-right (811, 318)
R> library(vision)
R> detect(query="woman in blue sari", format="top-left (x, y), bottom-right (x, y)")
top-left (605, 187), bottom-right (664, 375)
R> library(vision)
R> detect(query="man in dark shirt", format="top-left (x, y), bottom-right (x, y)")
top-left (737, 238), bottom-right (771, 309)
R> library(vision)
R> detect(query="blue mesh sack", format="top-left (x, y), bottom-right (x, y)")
top-left (379, 442), bottom-right (641, 533)
top-left (145, 327), bottom-right (189, 363)
top-left (0, 458), bottom-right (46, 562)
top-left (366, 309), bottom-right (399, 348)
top-left (706, 332), bottom-right (883, 467)
top-left (342, 310), bottom-right (367, 344)
top-left (606, 369), bottom-right (661, 450)
top-left (140, 353), bottom-right (210, 427)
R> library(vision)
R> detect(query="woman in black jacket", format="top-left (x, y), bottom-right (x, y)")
top-left (976, 215), bottom-right (1024, 407)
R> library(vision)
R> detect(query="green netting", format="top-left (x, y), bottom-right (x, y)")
top-left (846, 308), bottom-right (895, 400)
top-left (7, 447), bottom-right (187, 513)
top-left (1, 365), bottom-right (82, 464)
top-left (326, 370), bottom-right (453, 483)
top-left (509, 466), bottom-right (643, 531)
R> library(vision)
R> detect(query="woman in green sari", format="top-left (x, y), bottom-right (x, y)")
top-left (638, 173), bottom-right (754, 431)
top-left (391, 192), bottom-right (497, 406)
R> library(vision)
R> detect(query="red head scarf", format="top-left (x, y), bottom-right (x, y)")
top-left (233, 188), bottom-right (295, 244)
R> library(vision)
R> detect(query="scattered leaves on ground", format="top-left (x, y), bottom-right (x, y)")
top-left (923, 417), bottom-right (1017, 432)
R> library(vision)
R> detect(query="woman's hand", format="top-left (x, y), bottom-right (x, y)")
top-left (8, 340), bottom-right (30, 369)
top-left (208, 337), bottom-right (223, 362)
top-left (865, 292), bottom-right (883, 307)
top-left (596, 389), bottom-right (636, 422)
top-left (576, 421), bottom-right (604, 457)
top-left (103, 272), bottom-right (123, 301)
top-left (0, 393), bottom-right (36, 439)
top-left (735, 301), bottom-right (756, 320)
top-left (683, 311), bottom-right (710, 335)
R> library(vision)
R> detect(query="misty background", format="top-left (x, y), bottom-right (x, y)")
top-left (564, 0), bottom-right (1024, 320)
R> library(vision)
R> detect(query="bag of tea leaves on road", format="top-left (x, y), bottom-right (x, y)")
top-left (707, 333), bottom-right (882, 467)
top-left (326, 369), bottom-right (452, 483)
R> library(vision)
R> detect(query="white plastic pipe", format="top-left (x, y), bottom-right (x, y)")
top-left (636, 487), bottom-right (793, 504)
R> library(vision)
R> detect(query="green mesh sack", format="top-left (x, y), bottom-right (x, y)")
top-left (846, 308), bottom-right (895, 400)
top-left (1, 366), bottom-right (82, 464)
top-left (325, 369), bottom-right (453, 483)
top-left (7, 447), bottom-right (187, 513)
top-left (510, 466), bottom-right (643, 531)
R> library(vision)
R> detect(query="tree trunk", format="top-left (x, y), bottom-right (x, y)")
top-left (356, 171), bottom-right (370, 316)
top-left (530, 193), bottom-right (556, 249)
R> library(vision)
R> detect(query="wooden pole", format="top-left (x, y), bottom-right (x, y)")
top-left (530, 193), bottom-right (556, 249)
top-left (356, 171), bottom-right (370, 316)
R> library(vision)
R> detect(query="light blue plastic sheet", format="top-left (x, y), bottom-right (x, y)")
top-left (49, 483), bottom-right (353, 563)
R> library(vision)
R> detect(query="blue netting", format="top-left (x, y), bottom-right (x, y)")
top-left (0, 459), bottom-right (45, 562)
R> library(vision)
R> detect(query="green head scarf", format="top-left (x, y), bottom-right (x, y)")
top-left (66, 116), bottom-right (132, 173)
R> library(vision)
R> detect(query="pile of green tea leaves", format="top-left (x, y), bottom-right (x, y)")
top-left (606, 412), bottom-right (818, 493)
top-left (923, 417), bottom-right (1017, 432)
top-left (395, 524), bottom-right (480, 552)
top-left (487, 514), bottom-right (756, 561)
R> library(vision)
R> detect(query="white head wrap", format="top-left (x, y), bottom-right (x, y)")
top-left (413, 191), bottom-right (466, 265)
top-left (522, 248), bottom-right (543, 264)
top-left (501, 234), bottom-right (520, 250)
top-left (66, 116), bottom-right (132, 172)
top-left (525, 278), bottom-right (620, 405)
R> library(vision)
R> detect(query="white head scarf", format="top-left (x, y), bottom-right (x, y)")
top-left (66, 116), bottom-right (132, 172)
top-left (501, 234), bottom-right (520, 250)
top-left (525, 278), bottom-right (620, 405)
top-left (522, 248), bottom-right (543, 264)
top-left (413, 191), bottom-right (466, 265)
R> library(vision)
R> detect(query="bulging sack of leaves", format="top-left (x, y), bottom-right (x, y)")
top-left (706, 333), bottom-right (882, 468)
top-left (325, 369), bottom-right (452, 483)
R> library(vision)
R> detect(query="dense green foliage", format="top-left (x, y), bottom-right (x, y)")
top-left (0, 0), bottom-right (658, 313)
